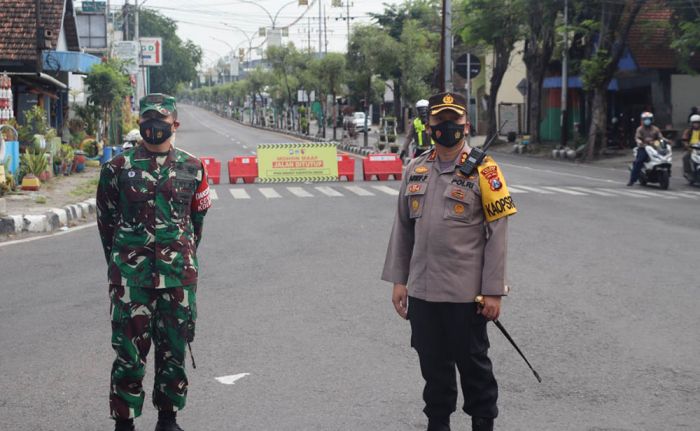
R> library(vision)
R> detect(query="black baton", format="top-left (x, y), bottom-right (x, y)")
top-left (476, 295), bottom-right (542, 383)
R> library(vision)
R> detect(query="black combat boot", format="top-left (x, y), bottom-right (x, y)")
top-left (427, 417), bottom-right (451, 431)
top-left (154, 411), bottom-right (184, 431)
top-left (114, 418), bottom-right (135, 431)
top-left (472, 417), bottom-right (494, 431)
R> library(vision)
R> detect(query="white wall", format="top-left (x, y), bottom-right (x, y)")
top-left (671, 75), bottom-right (700, 127)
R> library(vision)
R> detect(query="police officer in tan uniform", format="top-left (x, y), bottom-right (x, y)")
top-left (382, 92), bottom-right (516, 431)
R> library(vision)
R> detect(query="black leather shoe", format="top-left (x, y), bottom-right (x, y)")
top-left (626, 181), bottom-right (634, 186)
top-left (114, 419), bottom-right (135, 431)
top-left (472, 417), bottom-right (494, 431)
top-left (427, 417), bottom-right (451, 431)
top-left (154, 421), bottom-right (184, 431)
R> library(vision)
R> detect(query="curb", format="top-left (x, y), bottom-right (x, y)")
top-left (0, 198), bottom-right (97, 235)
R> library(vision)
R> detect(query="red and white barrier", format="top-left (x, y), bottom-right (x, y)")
top-left (200, 157), bottom-right (221, 184)
top-left (228, 156), bottom-right (258, 184)
top-left (362, 153), bottom-right (402, 181)
top-left (337, 154), bottom-right (355, 182)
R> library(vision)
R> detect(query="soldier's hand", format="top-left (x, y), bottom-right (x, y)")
top-left (392, 284), bottom-right (409, 320)
top-left (478, 295), bottom-right (502, 321)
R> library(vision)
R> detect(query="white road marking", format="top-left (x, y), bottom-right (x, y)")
top-left (541, 186), bottom-right (588, 196)
top-left (665, 191), bottom-right (699, 199)
top-left (229, 189), bottom-right (251, 199)
top-left (514, 185), bottom-right (554, 194)
top-left (315, 186), bottom-right (343, 197)
top-left (344, 185), bottom-right (375, 196)
top-left (287, 187), bottom-right (314, 197)
top-left (568, 187), bottom-right (616, 196)
top-left (259, 188), bottom-right (282, 199)
top-left (242, 144), bottom-right (248, 149)
top-left (599, 188), bottom-right (649, 198)
top-left (250, 151), bottom-right (256, 155)
top-left (506, 186), bottom-right (527, 193)
top-left (0, 222), bottom-right (97, 248)
top-left (622, 189), bottom-right (677, 199)
top-left (209, 189), bottom-right (219, 200)
top-left (500, 162), bottom-right (619, 184)
top-left (681, 190), bottom-right (700, 196)
top-left (371, 185), bottom-right (400, 196)
top-left (215, 373), bottom-right (250, 385)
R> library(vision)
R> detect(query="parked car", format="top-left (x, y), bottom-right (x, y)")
top-left (352, 112), bottom-right (370, 132)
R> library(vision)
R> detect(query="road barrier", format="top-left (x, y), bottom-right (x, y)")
top-left (337, 154), bottom-right (355, 181)
top-left (201, 157), bottom-right (222, 184)
top-left (228, 156), bottom-right (258, 184)
top-left (362, 153), bottom-right (402, 181)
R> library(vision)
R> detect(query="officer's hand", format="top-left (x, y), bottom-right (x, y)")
top-left (392, 284), bottom-right (409, 320)
top-left (478, 295), bottom-right (502, 321)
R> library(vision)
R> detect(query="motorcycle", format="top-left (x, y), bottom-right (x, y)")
top-left (630, 139), bottom-right (672, 190)
top-left (684, 143), bottom-right (700, 185)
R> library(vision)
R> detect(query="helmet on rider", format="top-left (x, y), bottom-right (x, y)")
top-left (122, 128), bottom-right (141, 149)
top-left (690, 114), bottom-right (700, 125)
top-left (641, 112), bottom-right (654, 127)
top-left (416, 99), bottom-right (429, 122)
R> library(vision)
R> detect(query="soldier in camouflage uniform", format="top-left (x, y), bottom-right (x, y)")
top-left (97, 94), bottom-right (212, 431)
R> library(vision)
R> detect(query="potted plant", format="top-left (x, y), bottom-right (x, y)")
top-left (20, 150), bottom-right (48, 191)
top-left (59, 144), bottom-right (74, 176)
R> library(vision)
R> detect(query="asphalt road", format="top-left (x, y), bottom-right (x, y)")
top-left (1, 105), bottom-right (699, 431)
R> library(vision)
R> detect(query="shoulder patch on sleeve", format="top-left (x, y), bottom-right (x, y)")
top-left (478, 159), bottom-right (517, 222)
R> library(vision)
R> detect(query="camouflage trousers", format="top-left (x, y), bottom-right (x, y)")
top-left (109, 284), bottom-right (197, 420)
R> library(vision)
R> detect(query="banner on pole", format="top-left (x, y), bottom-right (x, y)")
top-left (257, 143), bottom-right (338, 182)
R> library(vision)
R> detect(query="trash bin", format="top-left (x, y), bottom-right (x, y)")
top-left (101, 146), bottom-right (113, 164)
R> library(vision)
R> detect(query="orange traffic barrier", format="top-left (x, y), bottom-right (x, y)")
top-left (228, 156), bottom-right (258, 184)
top-left (362, 153), bottom-right (402, 181)
top-left (200, 157), bottom-right (221, 184)
top-left (337, 154), bottom-right (355, 182)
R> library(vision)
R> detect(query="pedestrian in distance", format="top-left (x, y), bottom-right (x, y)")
top-left (382, 92), bottom-right (517, 431)
top-left (628, 111), bottom-right (663, 187)
top-left (97, 93), bottom-right (212, 431)
top-left (401, 99), bottom-right (434, 163)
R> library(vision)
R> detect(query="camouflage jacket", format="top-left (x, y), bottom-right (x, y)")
top-left (96, 145), bottom-right (212, 289)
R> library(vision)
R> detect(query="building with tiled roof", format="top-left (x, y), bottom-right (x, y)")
top-left (0, 0), bottom-right (101, 135)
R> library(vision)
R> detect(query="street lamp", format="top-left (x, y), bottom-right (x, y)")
top-left (220, 23), bottom-right (258, 64)
top-left (210, 37), bottom-right (236, 82)
top-left (237, 0), bottom-right (299, 29)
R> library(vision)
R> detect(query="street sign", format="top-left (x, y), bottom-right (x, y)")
top-left (113, 41), bottom-right (140, 73)
top-left (139, 37), bottom-right (163, 66)
top-left (516, 78), bottom-right (528, 96)
top-left (454, 53), bottom-right (481, 79)
top-left (81, 1), bottom-right (106, 12)
top-left (257, 143), bottom-right (338, 182)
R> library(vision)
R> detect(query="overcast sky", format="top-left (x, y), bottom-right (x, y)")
top-left (88, 0), bottom-right (391, 67)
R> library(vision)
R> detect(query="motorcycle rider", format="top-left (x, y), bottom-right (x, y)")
top-left (401, 100), bottom-right (433, 161)
top-left (681, 114), bottom-right (700, 177)
top-left (628, 112), bottom-right (663, 186)
top-left (122, 129), bottom-right (141, 150)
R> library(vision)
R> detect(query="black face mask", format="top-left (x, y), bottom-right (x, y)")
top-left (140, 119), bottom-right (173, 145)
top-left (431, 121), bottom-right (465, 148)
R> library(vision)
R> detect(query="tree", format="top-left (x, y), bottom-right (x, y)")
top-left (459, 0), bottom-right (525, 140)
top-left (137, 10), bottom-right (202, 95)
top-left (347, 25), bottom-right (397, 145)
top-left (84, 59), bottom-right (131, 145)
top-left (317, 53), bottom-right (347, 140)
top-left (245, 68), bottom-right (272, 125)
top-left (582, 0), bottom-right (647, 160)
top-left (523, 0), bottom-right (559, 145)
top-left (371, 0), bottom-right (440, 132)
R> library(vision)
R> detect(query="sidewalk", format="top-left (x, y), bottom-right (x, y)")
top-left (0, 167), bottom-right (99, 238)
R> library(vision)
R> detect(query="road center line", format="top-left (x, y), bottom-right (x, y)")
top-left (287, 187), bottom-right (314, 197)
top-left (344, 185), bottom-right (375, 196)
top-left (259, 188), bottom-right (282, 199)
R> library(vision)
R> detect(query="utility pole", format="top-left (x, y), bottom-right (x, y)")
top-left (444, 0), bottom-right (452, 92)
top-left (346, 1), bottom-right (351, 52)
top-left (560, 0), bottom-right (569, 149)
top-left (324, 5), bottom-right (328, 55)
top-left (318, 0), bottom-right (322, 55)
top-left (35, 0), bottom-right (42, 73)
